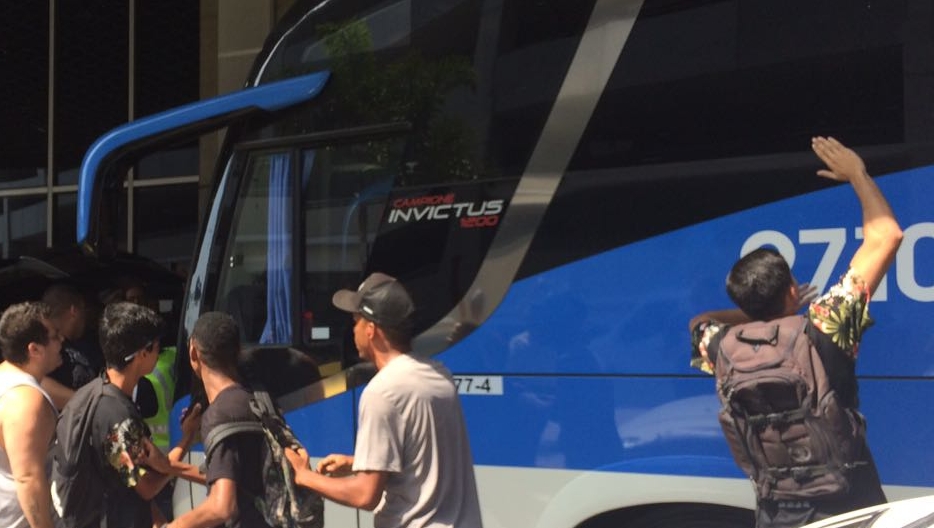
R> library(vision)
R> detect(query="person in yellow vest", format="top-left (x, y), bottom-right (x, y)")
top-left (138, 346), bottom-right (177, 450)
top-left (135, 345), bottom-right (179, 521)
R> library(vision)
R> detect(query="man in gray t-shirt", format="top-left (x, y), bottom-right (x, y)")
top-left (286, 273), bottom-right (483, 528)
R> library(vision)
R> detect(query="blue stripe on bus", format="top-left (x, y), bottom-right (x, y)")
top-left (77, 70), bottom-right (330, 244)
top-left (436, 164), bottom-right (934, 486)
top-left (442, 165), bottom-right (933, 377)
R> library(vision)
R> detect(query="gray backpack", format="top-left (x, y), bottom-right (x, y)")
top-left (715, 315), bottom-right (866, 501)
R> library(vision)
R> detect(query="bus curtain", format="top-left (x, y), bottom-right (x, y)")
top-left (260, 153), bottom-right (293, 344)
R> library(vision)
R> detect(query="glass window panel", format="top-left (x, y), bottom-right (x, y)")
top-left (134, 183), bottom-right (198, 271)
top-left (0, 175), bottom-right (46, 192)
top-left (53, 2), bottom-right (129, 185)
top-left (215, 153), bottom-right (292, 345)
top-left (117, 189), bottom-right (130, 255)
top-left (90, 187), bottom-right (130, 256)
top-left (136, 145), bottom-right (199, 180)
top-left (135, 1), bottom-right (199, 118)
top-left (0, 2), bottom-right (49, 186)
top-left (299, 137), bottom-right (405, 368)
top-left (0, 195), bottom-right (48, 258)
top-left (52, 192), bottom-right (78, 249)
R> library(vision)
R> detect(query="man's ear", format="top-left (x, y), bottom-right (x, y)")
top-left (27, 341), bottom-right (42, 359)
top-left (783, 284), bottom-right (799, 314)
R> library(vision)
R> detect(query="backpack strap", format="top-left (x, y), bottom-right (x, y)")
top-left (65, 377), bottom-right (119, 468)
top-left (202, 421), bottom-right (265, 464)
top-left (249, 389), bottom-right (277, 417)
top-left (746, 407), bottom-right (809, 429)
top-left (202, 388), bottom-right (303, 464)
top-left (248, 388), bottom-right (303, 450)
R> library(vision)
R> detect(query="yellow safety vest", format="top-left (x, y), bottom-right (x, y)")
top-left (144, 346), bottom-right (177, 452)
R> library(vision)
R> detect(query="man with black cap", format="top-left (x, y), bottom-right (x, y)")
top-left (286, 272), bottom-right (483, 528)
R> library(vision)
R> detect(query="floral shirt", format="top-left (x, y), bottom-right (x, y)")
top-left (102, 417), bottom-right (150, 487)
top-left (90, 387), bottom-right (154, 528)
top-left (691, 269), bottom-right (873, 374)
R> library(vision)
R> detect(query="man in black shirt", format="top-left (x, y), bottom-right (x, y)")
top-left (41, 283), bottom-right (101, 408)
top-left (53, 302), bottom-right (202, 528)
top-left (165, 312), bottom-right (271, 528)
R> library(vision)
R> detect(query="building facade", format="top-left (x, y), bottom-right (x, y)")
top-left (0, 0), bottom-right (295, 273)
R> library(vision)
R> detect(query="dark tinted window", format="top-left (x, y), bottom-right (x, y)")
top-left (54, 3), bottom-right (129, 185)
top-left (134, 184), bottom-right (199, 272)
top-left (521, 0), bottom-right (934, 277)
top-left (52, 193), bottom-right (78, 250)
top-left (248, 0), bottom-right (598, 181)
top-left (0, 2), bottom-right (49, 185)
top-left (0, 196), bottom-right (48, 259)
top-left (135, 1), bottom-right (199, 118)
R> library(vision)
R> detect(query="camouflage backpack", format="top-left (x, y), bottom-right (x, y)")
top-left (203, 389), bottom-right (324, 528)
top-left (715, 315), bottom-right (866, 501)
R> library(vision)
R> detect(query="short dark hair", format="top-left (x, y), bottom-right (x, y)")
top-left (99, 302), bottom-right (163, 370)
top-left (377, 323), bottom-right (412, 351)
top-left (42, 283), bottom-right (86, 318)
top-left (190, 312), bottom-right (241, 373)
top-left (0, 302), bottom-right (52, 364)
top-left (726, 247), bottom-right (793, 321)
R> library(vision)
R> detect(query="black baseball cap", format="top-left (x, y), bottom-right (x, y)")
top-left (332, 273), bottom-right (415, 331)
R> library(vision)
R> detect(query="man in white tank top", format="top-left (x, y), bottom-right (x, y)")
top-left (0, 302), bottom-right (63, 528)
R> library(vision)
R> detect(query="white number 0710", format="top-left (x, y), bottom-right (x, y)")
top-left (741, 223), bottom-right (934, 302)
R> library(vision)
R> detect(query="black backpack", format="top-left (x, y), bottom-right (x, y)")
top-left (51, 377), bottom-right (123, 528)
top-left (202, 389), bottom-right (324, 528)
top-left (715, 315), bottom-right (866, 501)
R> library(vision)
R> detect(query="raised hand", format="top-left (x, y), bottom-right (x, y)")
top-left (811, 136), bottom-right (867, 183)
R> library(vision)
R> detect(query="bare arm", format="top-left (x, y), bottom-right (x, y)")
top-left (133, 469), bottom-right (173, 501)
top-left (165, 478), bottom-right (238, 528)
top-left (39, 377), bottom-right (73, 410)
top-left (134, 437), bottom-right (205, 500)
top-left (167, 403), bottom-right (201, 464)
top-left (3, 387), bottom-right (56, 528)
top-left (286, 448), bottom-right (386, 510)
top-left (164, 403), bottom-right (206, 485)
top-left (811, 136), bottom-right (903, 294)
top-left (161, 458), bottom-right (206, 486)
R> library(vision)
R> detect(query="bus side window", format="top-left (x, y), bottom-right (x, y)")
top-left (215, 152), bottom-right (291, 345)
top-left (299, 142), bottom-right (401, 370)
top-left (223, 283), bottom-right (266, 343)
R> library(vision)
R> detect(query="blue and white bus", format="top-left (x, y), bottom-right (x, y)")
top-left (78, 0), bottom-right (934, 526)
